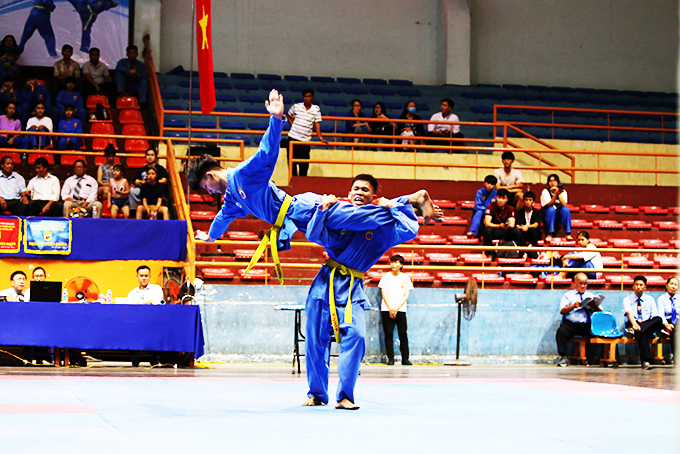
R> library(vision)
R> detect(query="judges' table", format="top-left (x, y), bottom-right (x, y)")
top-left (0, 302), bottom-right (205, 364)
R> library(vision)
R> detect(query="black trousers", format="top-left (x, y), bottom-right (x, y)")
top-left (481, 226), bottom-right (522, 246)
top-left (627, 317), bottom-right (663, 362)
top-left (1, 199), bottom-right (28, 216)
top-left (381, 311), bottom-right (409, 361)
top-left (286, 138), bottom-right (310, 177)
top-left (520, 227), bottom-right (541, 258)
top-left (556, 320), bottom-right (591, 357)
top-left (28, 200), bottom-right (63, 216)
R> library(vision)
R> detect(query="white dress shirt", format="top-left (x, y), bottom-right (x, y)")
top-left (27, 173), bottom-right (60, 201)
top-left (127, 284), bottom-right (164, 305)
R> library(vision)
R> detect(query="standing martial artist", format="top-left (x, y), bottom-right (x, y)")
top-left (18, 0), bottom-right (57, 57)
top-left (623, 275), bottom-right (664, 370)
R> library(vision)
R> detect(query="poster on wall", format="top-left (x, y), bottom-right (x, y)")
top-left (24, 218), bottom-right (72, 254)
top-left (0, 217), bottom-right (21, 253)
top-left (0, 0), bottom-right (129, 68)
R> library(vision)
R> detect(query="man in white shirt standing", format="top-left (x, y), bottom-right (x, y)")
top-left (23, 157), bottom-right (61, 216)
top-left (286, 89), bottom-right (327, 177)
top-left (493, 151), bottom-right (525, 210)
top-left (127, 265), bottom-right (164, 304)
top-left (0, 271), bottom-right (26, 301)
top-left (623, 276), bottom-right (664, 370)
top-left (378, 255), bottom-right (413, 365)
top-left (425, 97), bottom-right (464, 151)
top-left (61, 159), bottom-right (102, 217)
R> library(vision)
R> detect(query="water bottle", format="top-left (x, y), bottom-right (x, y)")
top-left (92, 205), bottom-right (98, 218)
top-left (106, 289), bottom-right (112, 304)
top-left (150, 210), bottom-right (157, 220)
top-left (61, 288), bottom-right (68, 303)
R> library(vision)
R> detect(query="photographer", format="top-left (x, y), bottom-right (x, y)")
top-left (540, 174), bottom-right (572, 242)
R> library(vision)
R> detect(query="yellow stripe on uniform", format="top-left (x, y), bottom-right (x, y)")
top-left (326, 259), bottom-right (364, 343)
top-left (243, 195), bottom-right (293, 284)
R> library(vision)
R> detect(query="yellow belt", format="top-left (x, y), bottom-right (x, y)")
top-left (84, 5), bottom-right (96, 31)
top-left (243, 195), bottom-right (293, 284)
top-left (326, 259), bottom-right (364, 344)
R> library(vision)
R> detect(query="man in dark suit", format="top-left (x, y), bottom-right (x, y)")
top-left (516, 191), bottom-right (541, 258)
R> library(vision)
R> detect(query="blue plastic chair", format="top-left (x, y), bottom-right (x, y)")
top-left (590, 312), bottom-right (624, 338)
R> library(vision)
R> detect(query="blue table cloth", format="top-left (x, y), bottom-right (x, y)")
top-left (0, 302), bottom-right (204, 359)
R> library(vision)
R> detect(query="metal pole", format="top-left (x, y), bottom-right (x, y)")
top-left (455, 302), bottom-right (462, 360)
top-left (186, 0), bottom-right (196, 200)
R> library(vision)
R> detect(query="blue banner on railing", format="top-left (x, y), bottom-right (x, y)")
top-left (24, 218), bottom-right (72, 255)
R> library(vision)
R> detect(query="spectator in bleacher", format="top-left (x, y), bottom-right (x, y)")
top-left (20, 77), bottom-right (52, 127)
top-left (0, 75), bottom-right (21, 114)
top-left (623, 276), bottom-right (664, 370)
top-left (61, 159), bottom-right (102, 218)
top-left (23, 156), bottom-right (61, 216)
top-left (0, 270), bottom-right (27, 301)
top-left (68, 0), bottom-right (119, 53)
top-left (0, 155), bottom-right (29, 215)
top-left (540, 174), bottom-right (572, 242)
top-left (109, 163), bottom-right (130, 218)
top-left (57, 105), bottom-right (83, 151)
top-left (467, 174), bottom-right (497, 239)
top-left (55, 77), bottom-right (86, 123)
top-left (82, 47), bottom-right (114, 102)
top-left (285, 89), bottom-right (327, 177)
top-left (53, 44), bottom-right (81, 92)
top-left (425, 98), bottom-right (464, 151)
top-left (18, 0), bottom-right (57, 57)
top-left (370, 101), bottom-right (395, 151)
top-left (129, 149), bottom-right (168, 211)
top-left (558, 231), bottom-right (602, 279)
top-left (115, 45), bottom-right (147, 106)
top-left (494, 151), bottom-right (525, 209)
top-left (657, 276), bottom-right (677, 364)
top-left (345, 99), bottom-right (370, 143)
top-left (396, 100), bottom-right (424, 150)
top-left (516, 190), bottom-right (541, 258)
top-left (136, 167), bottom-right (168, 220)
top-left (127, 265), bottom-right (164, 304)
top-left (26, 102), bottom-right (52, 149)
top-left (555, 272), bottom-right (601, 367)
top-left (481, 188), bottom-right (522, 254)
top-left (97, 144), bottom-right (116, 200)
top-left (0, 35), bottom-right (19, 58)
top-left (24, 266), bottom-right (46, 301)
top-left (0, 102), bottom-right (29, 149)
top-left (379, 254), bottom-right (412, 366)
top-left (0, 49), bottom-right (21, 82)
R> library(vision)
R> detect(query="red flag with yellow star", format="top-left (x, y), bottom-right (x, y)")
top-left (196, 0), bottom-right (215, 114)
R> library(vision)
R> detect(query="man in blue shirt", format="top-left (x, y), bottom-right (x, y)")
top-left (55, 77), bottom-right (86, 123)
top-left (18, 0), bottom-right (57, 57)
top-left (0, 156), bottom-right (29, 216)
top-left (555, 273), bottom-right (602, 367)
top-left (57, 105), bottom-right (83, 150)
top-left (467, 174), bottom-right (497, 238)
top-left (302, 176), bottom-right (419, 410)
top-left (115, 45), bottom-right (147, 105)
top-left (623, 275), bottom-right (663, 369)
top-left (657, 276), bottom-right (677, 365)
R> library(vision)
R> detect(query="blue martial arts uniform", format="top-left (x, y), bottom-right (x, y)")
top-left (67, 0), bottom-right (118, 53)
top-left (469, 186), bottom-right (496, 236)
top-left (206, 116), bottom-right (321, 249)
top-left (20, 85), bottom-right (52, 126)
top-left (55, 89), bottom-right (86, 123)
top-left (304, 199), bottom-right (419, 404)
top-left (18, 0), bottom-right (57, 57)
top-left (57, 118), bottom-right (83, 150)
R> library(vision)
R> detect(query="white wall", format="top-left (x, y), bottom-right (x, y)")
top-left (470, 0), bottom-right (679, 92)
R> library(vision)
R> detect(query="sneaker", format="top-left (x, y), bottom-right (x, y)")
top-left (641, 362), bottom-right (652, 370)
top-left (402, 360), bottom-right (412, 366)
top-left (625, 327), bottom-right (636, 338)
top-left (386, 358), bottom-right (394, 365)
top-left (557, 356), bottom-right (569, 367)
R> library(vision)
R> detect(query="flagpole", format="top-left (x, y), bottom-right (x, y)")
top-left (187, 0), bottom-right (196, 199)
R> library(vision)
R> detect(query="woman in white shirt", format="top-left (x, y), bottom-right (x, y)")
top-left (26, 102), bottom-right (53, 149)
top-left (559, 231), bottom-right (602, 279)
top-left (540, 173), bottom-right (572, 241)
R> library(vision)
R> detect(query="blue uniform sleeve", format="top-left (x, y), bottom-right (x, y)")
top-left (207, 201), bottom-right (244, 240)
top-left (74, 120), bottom-right (82, 134)
top-left (115, 59), bottom-right (129, 75)
top-left (474, 188), bottom-right (486, 210)
top-left (55, 90), bottom-right (65, 106)
top-left (235, 116), bottom-right (285, 182)
top-left (315, 201), bottom-right (413, 232)
top-left (136, 61), bottom-right (147, 79)
top-left (57, 119), bottom-right (66, 132)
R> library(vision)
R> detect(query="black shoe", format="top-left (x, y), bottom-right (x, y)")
top-left (641, 361), bottom-right (652, 370)
top-left (402, 360), bottom-right (412, 366)
top-left (557, 356), bottom-right (569, 367)
top-left (387, 358), bottom-right (394, 365)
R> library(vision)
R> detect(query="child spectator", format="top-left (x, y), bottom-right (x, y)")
top-left (82, 47), bottom-right (114, 102)
top-left (0, 35), bottom-right (19, 58)
top-left (53, 44), bottom-right (81, 92)
top-left (540, 173), bottom-right (572, 241)
top-left (97, 144), bottom-right (116, 200)
top-left (57, 104), bottom-right (83, 151)
top-left (115, 45), bottom-right (147, 105)
top-left (378, 254), bottom-right (413, 366)
top-left (516, 190), bottom-right (541, 257)
top-left (18, 0), bottom-right (57, 57)
top-left (481, 188), bottom-right (522, 253)
top-left (55, 77), bottom-right (86, 123)
top-left (129, 149), bottom-right (169, 210)
top-left (426, 97), bottom-right (464, 151)
top-left (370, 101), bottom-right (395, 151)
top-left (345, 98), bottom-right (370, 143)
top-left (136, 167), bottom-right (168, 220)
top-left (494, 151), bottom-right (525, 209)
top-left (467, 174), bottom-right (497, 238)
top-left (26, 102), bottom-right (52, 149)
top-left (20, 77), bottom-right (52, 126)
top-left (558, 231), bottom-right (602, 279)
top-left (109, 163), bottom-right (130, 219)
top-left (396, 100), bottom-right (424, 150)
top-left (0, 102), bottom-right (29, 149)
top-left (285, 89), bottom-right (327, 176)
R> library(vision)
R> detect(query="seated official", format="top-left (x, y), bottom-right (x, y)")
top-left (23, 157), bottom-right (62, 216)
top-left (61, 159), bottom-right (102, 218)
top-left (127, 265), bottom-right (164, 304)
top-left (558, 231), bottom-right (603, 279)
top-left (24, 266), bottom-right (46, 301)
top-left (623, 276), bottom-right (664, 370)
top-left (656, 276), bottom-right (678, 365)
top-left (0, 155), bottom-right (28, 216)
top-left (555, 273), bottom-right (602, 367)
top-left (0, 270), bottom-right (26, 301)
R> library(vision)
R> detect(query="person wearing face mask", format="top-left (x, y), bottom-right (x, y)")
top-left (623, 276), bottom-right (664, 370)
top-left (657, 276), bottom-right (678, 365)
top-left (396, 100), bottom-right (424, 150)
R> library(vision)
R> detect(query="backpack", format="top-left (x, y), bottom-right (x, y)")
top-left (496, 240), bottom-right (522, 259)
top-left (95, 103), bottom-right (109, 121)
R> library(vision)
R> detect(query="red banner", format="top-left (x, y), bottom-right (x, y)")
top-left (0, 217), bottom-right (21, 253)
top-left (196, 0), bottom-right (216, 115)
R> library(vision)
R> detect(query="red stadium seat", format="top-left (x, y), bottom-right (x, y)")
top-left (457, 200), bottom-right (475, 209)
top-left (655, 257), bottom-right (679, 268)
top-left (126, 157), bottom-right (147, 168)
top-left (448, 235), bottom-right (479, 245)
top-left (234, 249), bottom-right (258, 260)
top-left (601, 256), bottom-right (623, 267)
top-left (595, 220), bottom-right (624, 229)
top-left (641, 206), bottom-right (668, 215)
top-left (91, 122), bottom-right (118, 150)
top-left (623, 220), bottom-right (652, 230)
top-left (188, 193), bottom-right (204, 203)
top-left (472, 273), bottom-right (504, 284)
top-left (201, 268), bottom-right (235, 279)
top-left (118, 109), bottom-right (144, 124)
top-left (669, 207), bottom-right (679, 215)
top-left (582, 204), bottom-right (609, 213)
top-left (571, 219), bottom-right (594, 229)
top-left (116, 96), bottom-right (140, 110)
top-left (533, 202), bottom-right (542, 210)
top-left (623, 256), bottom-right (654, 268)
top-left (238, 269), bottom-right (270, 280)
top-left (227, 231), bottom-right (259, 241)
top-left (416, 234), bottom-right (447, 244)
top-left (433, 199), bottom-right (455, 208)
top-left (565, 204), bottom-right (580, 212)
top-left (588, 238), bottom-right (607, 248)
top-left (605, 275), bottom-right (634, 286)
top-left (1, 152), bottom-right (21, 163)
top-left (654, 221), bottom-right (679, 230)
top-left (397, 252), bottom-right (424, 264)
top-left (639, 239), bottom-right (669, 249)
top-left (461, 254), bottom-right (492, 265)
top-left (547, 237), bottom-right (576, 247)
top-left (60, 154), bottom-right (87, 167)
top-left (411, 272), bottom-right (435, 283)
top-left (122, 124), bottom-right (149, 152)
top-left (365, 271), bottom-right (383, 282)
top-left (670, 239), bottom-right (680, 249)
top-left (94, 156), bottom-right (121, 166)
top-left (437, 272), bottom-right (469, 283)
top-left (86, 94), bottom-right (110, 109)
top-left (644, 275), bottom-right (668, 286)
top-left (506, 273), bottom-right (538, 284)
top-left (498, 257), bottom-right (527, 266)
top-left (190, 211), bottom-right (214, 220)
top-left (27, 153), bottom-right (54, 166)
top-left (530, 258), bottom-right (551, 266)
top-left (425, 253), bottom-right (457, 264)
top-left (540, 276), bottom-right (572, 285)
top-left (607, 238), bottom-right (639, 248)
top-left (377, 254), bottom-right (390, 263)
top-left (588, 278), bottom-right (607, 285)
top-left (442, 216), bottom-right (468, 226)
top-left (610, 205), bottom-right (640, 214)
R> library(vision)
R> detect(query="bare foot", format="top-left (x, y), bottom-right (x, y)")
top-left (302, 397), bottom-right (325, 406)
top-left (408, 190), bottom-right (437, 224)
top-left (335, 398), bottom-right (360, 410)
